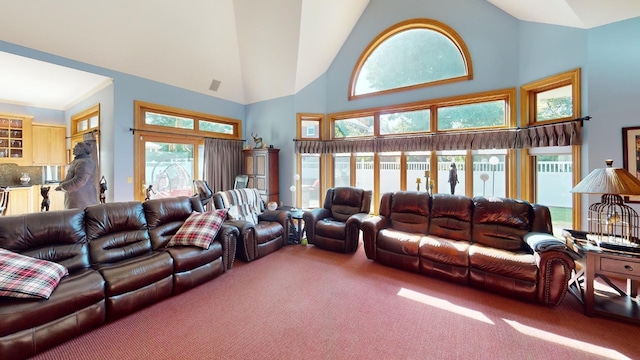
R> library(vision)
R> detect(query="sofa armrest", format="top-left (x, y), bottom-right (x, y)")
top-left (534, 249), bottom-right (576, 305)
top-left (524, 232), bottom-right (578, 306)
top-left (360, 215), bottom-right (390, 260)
top-left (302, 208), bottom-right (332, 245)
top-left (524, 232), bottom-right (581, 260)
top-left (216, 223), bottom-right (239, 270)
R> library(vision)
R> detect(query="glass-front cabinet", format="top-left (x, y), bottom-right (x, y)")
top-left (0, 114), bottom-right (32, 166)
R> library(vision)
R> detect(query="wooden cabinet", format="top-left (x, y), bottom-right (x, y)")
top-left (32, 124), bottom-right (67, 165)
top-left (6, 187), bottom-right (34, 216)
top-left (243, 148), bottom-right (279, 203)
top-left (0, 114), bottom-right (32, 166)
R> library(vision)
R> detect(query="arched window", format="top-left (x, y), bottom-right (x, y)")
top-left (350, 19), bottom-right (473, 100)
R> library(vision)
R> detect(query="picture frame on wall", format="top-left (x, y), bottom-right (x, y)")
top-left (622, 126), bottom-right (640, 203)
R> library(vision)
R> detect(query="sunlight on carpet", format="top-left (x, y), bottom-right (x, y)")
top-left (504, 319), bottom-right (632, 360)
top-left (397, 287), bottom-right (495, 324)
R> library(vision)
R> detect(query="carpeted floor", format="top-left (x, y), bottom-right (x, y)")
top-left (31, 243), bottom-right (640, 360)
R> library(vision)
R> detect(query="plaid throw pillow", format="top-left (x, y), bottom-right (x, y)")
top-left (0, 248), bottom-right (69, 299)
top-left (228, 203), bottom-right (258, 225)
top-left (167, 209), bottom-right (228, 249)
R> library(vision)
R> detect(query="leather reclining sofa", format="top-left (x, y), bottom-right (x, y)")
top-left (212, 188), bottom-right (290, 262)
top-left (0, 196), bottom-right (239, 360)
top-left (361, 191), bottom-right (577, 306)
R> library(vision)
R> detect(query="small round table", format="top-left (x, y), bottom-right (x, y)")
top-left (289, 209), bottom-right (305, 244)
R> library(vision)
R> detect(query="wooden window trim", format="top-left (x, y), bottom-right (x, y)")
top-left (329, 88), bottom-right (516, 140)
top-left (349, 18), bottom-right (473, 101)
top-left (520, 68), bottom-right (581, 126)
top-left (134, 100), bottom-right (242, 139)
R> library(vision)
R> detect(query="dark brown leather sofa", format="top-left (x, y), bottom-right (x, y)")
top-left (361, 191), bottom-right (577, 306)
top-left (303, 187), bottom-right (372, 253)
top-left (0, 196), bottom-right (238, 359)
top-left (212, 188), bottom-right (289, 262)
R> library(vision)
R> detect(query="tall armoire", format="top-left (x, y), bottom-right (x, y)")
top-left (243, 148), bottom-right (279, 204)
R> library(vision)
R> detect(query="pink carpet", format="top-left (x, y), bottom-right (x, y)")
top-left (31, 244), bottom-right (640, 359)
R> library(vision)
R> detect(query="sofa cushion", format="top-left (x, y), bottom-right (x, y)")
top-left (388, 192), bottom-right (431, 235)
top-left (472, 197), bottom-right (532, 250)
top-left (315, 219), bottom-right (347, 240)
top-left (468, 244), bottom-right (538, 283)
top-left (429, 194), bottom-right (473, 242)
top-left (228, 203), bottom-right (258, 225)
top-left (0, 268), bottom-right (104, 337)
top-left (168, 209), bottom-right (228, 249)
top-left (419, 235), bottom-right (470, 267)
top-left (377, 229), bottom-right (422, 257)
top-left (0, 248), bottom-right (68, 299)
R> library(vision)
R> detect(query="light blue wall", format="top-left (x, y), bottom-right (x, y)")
top-left (325, 0), bottom-right (519, 113)
top-left (0, 40), bottom-right (245, 201)
top-left (0, 103), bottom-right (64, 125)
top-left (586, 17), bottom-right (640, 216)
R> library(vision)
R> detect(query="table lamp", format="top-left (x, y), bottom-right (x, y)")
top-left (571, 159), bottom-right (640, 251)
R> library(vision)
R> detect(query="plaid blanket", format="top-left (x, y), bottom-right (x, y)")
top-left (215, 188), bottom-right (264, 214)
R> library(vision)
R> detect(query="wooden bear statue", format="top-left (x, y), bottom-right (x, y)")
top-left (40, 186), bottom-right (51, 211)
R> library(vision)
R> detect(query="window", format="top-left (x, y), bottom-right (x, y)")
top-left (527, 147), bottom-right (575, 236)
top-left (520, 69), bottom-right (582, 231)
top-left (334, 116), bottom-right (374, 138)
top-left (296, 113), bottom-right (324, 208)
top-left (437, 100), bottom-right (506, 130)
top-left (134, 101), bottom-right (242, 201)
top-left (521, 68), bottom-right (580, 125)
top-left (135, 101), bottom-right (241, 139)
top-left (350, 19), bottom-right (473, 99)
top-left (380, 109), bottom-right (431, 135)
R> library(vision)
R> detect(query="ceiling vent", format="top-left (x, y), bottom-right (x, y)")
top-left (209, 79), bottom-right (221, 92)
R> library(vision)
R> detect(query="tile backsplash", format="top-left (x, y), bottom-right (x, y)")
top-left (0, 164), bottom-right (43, 186)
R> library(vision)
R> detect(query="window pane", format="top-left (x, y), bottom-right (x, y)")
top-left (334, 117), bottom-right (374, 138)
top-left (380, 109), bottom-right (430, 135)
top-left (536, 154), bottom-right (573, 236)
top-left (199, 120), bottom-right (234, 134)
top-left (356, 29), bottom-right (466, 95)
top-left (535, 85), bottom-right (573, 121)
top-left (355, 153), bottom-right (373, 213)
top-left (472, 152), bottom-right (506, 198)
top-left (437, 152), bottom-right (465, 195)
top-left (334, 154), bottom-right (351, 187)
top-left (301, 154), bottom-right (321, 208)
top-left (380, 152), bottom-right (401, 195)
top-left (406, 152), bottom-right (431, 191)
top-left (145, 112), bottom-right (194, 130)
top-left (437, 100), bottom-right (505, 130)
top-left (89, 115), bottom-right (99, 129)
top-left (302, 120), bottom-right (320, 139)
top-left (77, 119), bottom-right (88, 132)
top-left (145, 141), bottom-right (194, 199)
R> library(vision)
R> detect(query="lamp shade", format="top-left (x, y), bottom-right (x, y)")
top-left (571, 159), bottom-right (640, 195)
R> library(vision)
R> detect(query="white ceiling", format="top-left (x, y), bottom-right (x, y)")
top-left (0, 0), bottom-right (638, 111)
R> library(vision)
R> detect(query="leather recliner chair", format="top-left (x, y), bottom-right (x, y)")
top-left (303, 187), bottom-right (372, 253)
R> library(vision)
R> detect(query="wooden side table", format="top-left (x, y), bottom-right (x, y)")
top-left (584, 248), bottom-right (640, 324)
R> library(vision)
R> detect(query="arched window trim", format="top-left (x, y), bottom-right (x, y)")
top-left (349, 18), bottom-right (474, 101)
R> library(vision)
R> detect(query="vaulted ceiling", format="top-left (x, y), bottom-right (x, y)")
top-left (0, 0), bottom-right (639, 110)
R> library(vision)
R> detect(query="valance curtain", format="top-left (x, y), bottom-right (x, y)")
top-left (204, 138), bottom-right (244, 193)
top-left (294, 121), bottom-right (581, 154)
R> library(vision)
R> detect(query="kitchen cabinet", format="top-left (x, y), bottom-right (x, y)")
top-left (32, 124), bottom-right (67, 166)
top-left (6, 186), bottom-right (34, 216)
top-left (0, 114), bottom-right (32, 166)
top-left (243, 148), bottom-right (279, 204)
